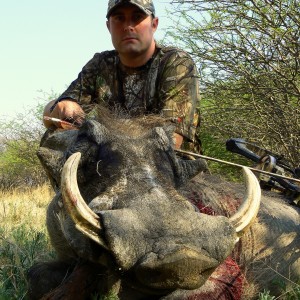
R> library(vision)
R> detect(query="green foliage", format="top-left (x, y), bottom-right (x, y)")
top-left (200, 131), bottom-right (252, 181)
top-left (272, 279), bottom-right (300, 300)
top-left (168, 0), bottom-right (300, 166)
top-left (0, 100), bottom-right (49, 190)
top-left (0, 225), bottom-right (54, 299)
top-left (258, 283), bottom-right (300, 300)
top-left (258, 289), bottom-right (275, 300)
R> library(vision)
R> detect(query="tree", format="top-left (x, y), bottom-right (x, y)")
top-left (0, 94), bottom-right (53, 189)
top-left (168, 0), bottom-right (300, 166)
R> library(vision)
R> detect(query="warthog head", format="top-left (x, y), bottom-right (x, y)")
top-left (38, 111), bottom-right (260, 296)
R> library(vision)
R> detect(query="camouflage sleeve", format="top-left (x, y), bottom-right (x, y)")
top-left (57, 53), bottom-right (102, 113)
top-left (159, 50), bottom-right (201, 151)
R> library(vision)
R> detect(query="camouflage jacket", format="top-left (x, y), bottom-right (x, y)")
top-left (57, 44), bottom-right (201, 152)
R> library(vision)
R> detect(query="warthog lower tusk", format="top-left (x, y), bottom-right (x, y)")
top-left (229, 167), bottom-right (261, 237)
top-left (61, 152), bottom-right (109, 250)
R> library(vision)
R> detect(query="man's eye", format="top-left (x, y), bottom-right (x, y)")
top-left (133, 14), bottom-right (144, 22)
top-left (112, 15), bottom-right (124, 22)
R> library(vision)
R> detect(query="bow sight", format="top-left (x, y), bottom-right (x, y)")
top-left (226, 138), bottom-right (300, 203)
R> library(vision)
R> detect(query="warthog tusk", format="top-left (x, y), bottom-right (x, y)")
top-left (61, 152), bottom-right (109, 250)
top-left (229, 167), bottom-right (261, 237)
top-left (175, 149), bottom-right (261, 237)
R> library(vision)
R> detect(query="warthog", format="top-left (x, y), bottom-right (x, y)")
top-left (27, 109), bottom-right (300, 299)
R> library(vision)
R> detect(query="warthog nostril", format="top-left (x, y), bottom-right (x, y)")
top-left (135, 247), bottom-right (219, 290)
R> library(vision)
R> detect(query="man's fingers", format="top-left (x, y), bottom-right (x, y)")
top-left (43, 99), bottom-right (85, 130)
top-left (56, 102), bottom-right (85, 130)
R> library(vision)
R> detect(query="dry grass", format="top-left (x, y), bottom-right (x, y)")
top-left (0, 184), bottom-right (55, 299)
top-left (0, 185), bottom-right (53, 233)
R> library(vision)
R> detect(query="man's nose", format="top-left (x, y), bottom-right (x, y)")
top-left (123, 17), bottom-right (135, 31)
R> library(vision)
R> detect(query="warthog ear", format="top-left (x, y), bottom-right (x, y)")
top-left (151, 127), bottom-right (208, 186)
top-left (152, 127), bottom-right (173, 151)
top-left (66, 120), bottom-right (110, 161)
top-left (83, 120), bottom-right (109, 145)
top-left (38, 129), bottom-right (79, 191)
top-left (178, 159), bottom-right (209, 184)
top-left (37, 147), bottom-right (64, 191)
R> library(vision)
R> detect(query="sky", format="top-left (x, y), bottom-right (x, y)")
top-left (0, 0), bottom-right (175, 120)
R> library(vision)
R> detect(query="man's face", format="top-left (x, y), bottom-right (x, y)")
top-left (107, 4), bottom-right (158, 59)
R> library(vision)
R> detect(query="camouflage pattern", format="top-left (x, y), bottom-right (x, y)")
top-left (57, 44), bottom-right (201, 152)
top-left (106, 0), bottom-right (155, 18)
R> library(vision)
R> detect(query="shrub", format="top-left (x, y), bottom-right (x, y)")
top-left (0, 101), bottom-right (49, 190)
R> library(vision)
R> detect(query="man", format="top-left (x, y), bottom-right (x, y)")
top-left (43, 0), bottom-right (201, 152)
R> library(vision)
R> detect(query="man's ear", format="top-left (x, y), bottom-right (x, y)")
top-left (106, 20), bottom-right (110, 32)
top-left (152, 17), bottom-right (159, 32)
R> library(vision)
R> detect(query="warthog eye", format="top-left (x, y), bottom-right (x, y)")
top-left (96, 142), bottom-right (123, 177)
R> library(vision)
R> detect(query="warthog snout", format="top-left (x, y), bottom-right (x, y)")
top-left (135, 247), bottom-right (218, 290)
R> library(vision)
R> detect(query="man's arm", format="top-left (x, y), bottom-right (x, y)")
top-left (42, 53), bottom-right (105, 129)
top-left (159, 49), bottom-right (201, 152)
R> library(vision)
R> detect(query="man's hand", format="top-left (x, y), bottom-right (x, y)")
top-left (43, 99), bottom-right (85, 129)
top-left (174, 133), bottom-right (183, 149)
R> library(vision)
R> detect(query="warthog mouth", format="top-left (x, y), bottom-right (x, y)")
top-left (60, 152), bottom-right (261, 291)
top-left (135, 247), bottom-right (219, 290)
